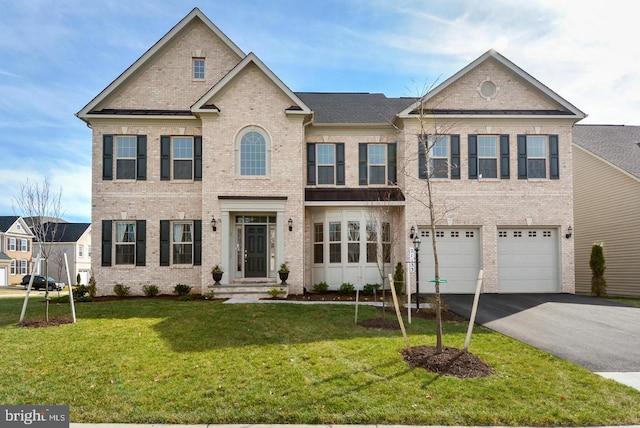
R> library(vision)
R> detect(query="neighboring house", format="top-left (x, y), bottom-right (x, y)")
top-left (32, 222), bottom-right (92, 285)
top-left (0, 216), bottom-right (34, 286)
top-left (573, 125), bottom-right (640, 297)
top-left (76, 8), bottom-right (585, 296)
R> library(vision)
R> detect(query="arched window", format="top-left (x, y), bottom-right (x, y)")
top-left (236, 127), bottom-right (270, 176)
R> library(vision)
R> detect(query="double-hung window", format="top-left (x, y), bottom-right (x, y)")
top-left (172, 222), bottom-right (193, 264)
top-left (329, 222), bottom-right (341, 263)
top-left (307, 143), bottom-right (345, 185)
top-left (313, 223), bottom-right (324, 264)
top-left (358, 142), bottom-right (397, 185)
top-left (366, 221), bottom-right (378, 263)
top-left (161, 136), bottom-right (202, 181)
top-left (173, 137), bottom-right (194, 180)
top-left (477, 136), bottom-right (498, 178)
top-left (517, 134), bottom-right (559, 179)
top-left (79, 245), bottom-right (84, 258)
top-left (347, 221), bottom-right (360, 263)
top-left (10, 260), bottom-right (16, 275)
top-left (236, 127), bottom-right (270, 177)
top-left (20, 239), bottom-right (28, 252)
top-left (115, 221), bottom-right (136, 265)
top-left (8, 237), bottom-right (16, 252)
top-left (20, 260), bottom-right (27, 275)
top-left (193, 58), bottom-right (205, 80)
top-left (102, 135), bottom-right (147, 181)
top-left (419, 135), bottom-right (460, 179)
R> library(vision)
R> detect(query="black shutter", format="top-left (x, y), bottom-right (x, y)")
top-left (549, 135), bottom-right (559, 179)
top-left (358, 143), bottom-right (368, 185)
top-left (194, 136), bottom-right (203, 181)
top-left (387, 142), bottom-right (397, 184)
top-left (468, 134), bottom-right (478, 179)
top-left (135, 220), bottom-right (146, 267)
top-left (500, 135), bottom-right (510, 179)
top-left (193, 220), bottom-right (202, 266)
top-left (336, 143), bottom-right (345, 185)
top-left (136, 135), bottom-right (147, 180)
top-left (103, 135), bottom-right (113, 180)
top-left (450, 135), bottom-right (460, 180)
top-left (101, 220), bottom-right (112, 267)
top-left (306, 143), bottom-right (316, 185)
top-left (517, 135), bottom-right (527, 179)
top-left (161, 136), bottom-right (171, 180)
top-left (160, 220), bottom-right (170, 266)
top-left (418, 136), bottom-right (427, 179)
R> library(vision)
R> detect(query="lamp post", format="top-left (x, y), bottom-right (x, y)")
top-left (413, 234), bottom-right (421, 310)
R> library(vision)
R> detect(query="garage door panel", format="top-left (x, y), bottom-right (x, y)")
top-left (418, 228), bottom-right (481, 294)
top-left (498, 228), bottom-right (559, 293)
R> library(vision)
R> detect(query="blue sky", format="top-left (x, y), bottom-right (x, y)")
top-left (1, 0), bottom-right (639, 223)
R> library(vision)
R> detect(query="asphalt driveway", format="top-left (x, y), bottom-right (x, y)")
top-left (444, 293), bottom-right (640, 372)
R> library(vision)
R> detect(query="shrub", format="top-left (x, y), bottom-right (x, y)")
top-left (74, 285), bottom-right (89, 298)
top-left (590, 243), bottom-right (607, 297)
top-left (339, 282), bottom-right (354, 294)
top-left (174, 283), bottom-right (192, 296)
top-left (363, 283), bottom-right (381, 295)
top-left (203, 290), bottom-right (216, 300)
top-left (142, 284), bottom-right (160, 297)
top-left (268, 287), bottom-right (283, 298)
top-left (393, 262), bottom-right (405, 294)
top-left (87, 275), bottom-right (97, 298)
top-left (76, 273), bottom-right (82, 285)
top-left (312, 281), bottom-right (329, 293)
top-left (113, 283), bottom-right (130, 297)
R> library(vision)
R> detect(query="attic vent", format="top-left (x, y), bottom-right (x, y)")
top-left (478, 78), bottom-right (499, 100)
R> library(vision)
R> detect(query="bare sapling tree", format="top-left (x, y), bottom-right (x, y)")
top-left (404, 84), bottom-right (458, 354)
top-left (14, 177), bottom-right (64, 322)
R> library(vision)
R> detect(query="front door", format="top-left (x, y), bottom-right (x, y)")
top-left (245, 225), bottom-right (267, 277)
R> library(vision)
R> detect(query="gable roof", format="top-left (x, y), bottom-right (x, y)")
top-left (0, 216), bottom-right (20, 233)
top-left (573, 125), bottom-right (640, 179)
top-left (296, 92), bottom-right (415, 125)
top-left (76, 7), bottom-right (245, 121)
top-left (399, 49), bottom-right (586, 120)
top-left (39, 223), bottom-right (91, 243)
top-left (192, 52), bottom-right (311, 116)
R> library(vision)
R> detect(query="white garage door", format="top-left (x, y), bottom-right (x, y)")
top-left (418, 228), bottom-right (481, 294)
top-left (498, 228), bottom-right (559, 292)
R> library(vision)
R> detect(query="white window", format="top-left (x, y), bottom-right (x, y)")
top-left (347, 221), bottom-right (360, 263)
top-left (368, 144), bottom-right (387, 185)
top-left (428, 136), bottom-right (449, 178)
top-left (193, 58), bottom-right (205, 79)
top-left (173, 137), bottom-right (194, 180)
top-left (317, 144), bottom-right (336, 185)
top-left (115, 221), bottom-right (136, 265)
top-left (88, 245), bottom-right (92, 257)
top-left (381, 222), bottom-right (391, 263)
top-left (526, 136), bottom-right (547, 178)
top-left (79, 245), bottom-right (84, 258)
top-left (478, 136), bottom-right (498, 178)
top-left (20, 260), bottom-right (27, 275)
top-left (329, 222), bottom-right (341, 263)
top-left (237, 127), bottom-right (270, 177)
top-left (366, 221), bottom-right (378, 263)
top-left (9, 238), bottom-right (16, 252)
top-left (116, 136), bottom-right (137, 179)
top-left (10, 260), bottom-right (16, 275)
top-left (313, 223), bottom-right (323, 264)
top-left (172, 222), bottom-right (193, 265)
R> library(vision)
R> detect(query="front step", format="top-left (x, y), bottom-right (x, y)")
top-left (210, 282), bottom-right (287, 299)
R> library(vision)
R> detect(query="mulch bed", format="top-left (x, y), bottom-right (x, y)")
top-left (17, 318), bottom-right (74, 328)
top-left (400, 345), bottom-right (494, 378)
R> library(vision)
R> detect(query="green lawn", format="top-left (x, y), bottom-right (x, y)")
top-left (1, 297), bottom-right (638, 425)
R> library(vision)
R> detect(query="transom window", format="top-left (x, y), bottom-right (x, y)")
top-left (116, 136), bottom-right (137, 179)
top-left (428, 136), bottom-right (449, 178)
top-left (173, 222), bottom-right (193, 264)
top-left (173, 137), bottom-right (194, 180)
top-left (238, 128), bottom-right (270, 176)
top-left (193, 58), bottom-right (205, 79)
top-left (527, 136), bottom-right (547, 178)
top-left (478, 136), bottom-right (498, 178)
top-left (368, 144), bottom-right (387, 185)
top-left (115, 221), bottom-right (136, 265)
top-left (317, 144), bottom-right (336, 184)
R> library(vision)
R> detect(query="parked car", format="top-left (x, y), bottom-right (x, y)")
top-left (20, 275), bottom-right (62, 291)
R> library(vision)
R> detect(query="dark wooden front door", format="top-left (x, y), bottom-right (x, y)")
top-left (245, 225), bottom-right (267, 277)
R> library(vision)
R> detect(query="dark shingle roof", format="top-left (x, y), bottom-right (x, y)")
top-left (573, 125), bottom-right (640, 179)
top-left (0, 216), bottom-right (19, 233)
top-left (40, 223), bottom-right (91, 243)
top-left (296, 92), bottom-right (416, 124)
top-left (0, 251), bottom-right (11, 261)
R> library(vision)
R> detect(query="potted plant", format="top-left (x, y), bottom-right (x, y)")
top-left (211, 264), bottom-right (224, 285)
top-left (278, 262), bottom-right (290, 285)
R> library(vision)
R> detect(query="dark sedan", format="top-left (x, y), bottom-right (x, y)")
top-left (20, 275), bottom-right (62, 291)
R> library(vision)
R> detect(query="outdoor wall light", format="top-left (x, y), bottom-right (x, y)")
top-left (288, 218), bottom-right (293, 231)
top-left (565, 225), bottom-right (573, 239)
top-left (410, 225), bottom-right (416, 239)
top-left (211, 217), bottom-right (217, 232)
